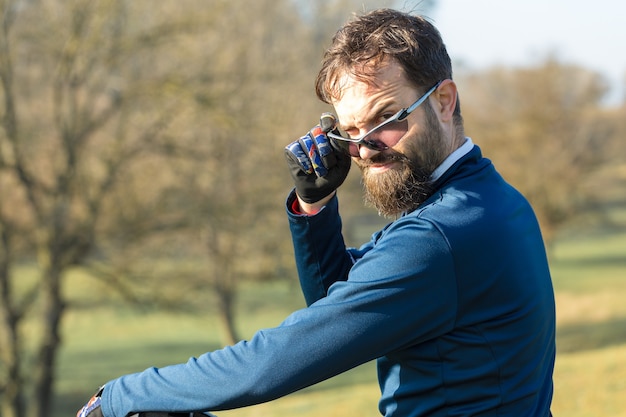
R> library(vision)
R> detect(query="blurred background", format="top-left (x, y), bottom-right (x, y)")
top-left (0, 1), bottom-right (624, 416)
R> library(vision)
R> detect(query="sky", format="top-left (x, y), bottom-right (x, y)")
top-left (426, 0), bottom-right (625, 104)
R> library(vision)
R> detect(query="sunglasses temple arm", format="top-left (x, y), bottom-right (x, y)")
top-left (401, 81), bottom-right (443, 119)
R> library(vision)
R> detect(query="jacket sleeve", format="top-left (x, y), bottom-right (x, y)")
top-left (100, 211), bottom-right (457, 417)
top-left (286, 190), bottom-right (355, 305)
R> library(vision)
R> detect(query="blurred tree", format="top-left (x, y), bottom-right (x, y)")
top-left (0, 1), bottom-right (208, 415)
top-left (0, 0), bottom-right (331, 415)
top-left (139, 0), bottom-right (326, 344)
top-left (460, 58), bottom-right (618, 246)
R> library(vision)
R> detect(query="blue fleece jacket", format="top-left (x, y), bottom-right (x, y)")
top-left (101, 144), bottom-right (555, 417)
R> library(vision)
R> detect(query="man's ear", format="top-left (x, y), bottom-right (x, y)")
top-left (432, 79), bottom-right (457, 123)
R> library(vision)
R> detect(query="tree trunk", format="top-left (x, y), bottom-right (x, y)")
top-left (215, 286), bottom-right (238, 346)
top-left (0, 291), bottom-right (25, 417)
top-left (30, 264), bottom-right (64, 417)
top-left (0, 225), bottom-right (25, 417)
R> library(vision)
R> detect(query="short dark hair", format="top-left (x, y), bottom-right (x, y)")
top-left (316, 9), bottom-right (458, 116)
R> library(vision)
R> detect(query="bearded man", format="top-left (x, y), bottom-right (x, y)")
top-left (284, 8), bottom-right (555, 416)
top-left (78, 9), bottom-right (555, 417)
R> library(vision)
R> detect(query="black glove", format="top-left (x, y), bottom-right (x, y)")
top-left (76, 387), bottom-right (105, 417)
top-left (284, 117), bottom-right (351, 204)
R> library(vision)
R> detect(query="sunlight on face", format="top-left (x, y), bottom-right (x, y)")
top-left (331, 61), bottom-right (449, 216)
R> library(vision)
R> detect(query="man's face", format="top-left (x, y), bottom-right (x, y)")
top-left (332, 62), bottom-right (449, 217)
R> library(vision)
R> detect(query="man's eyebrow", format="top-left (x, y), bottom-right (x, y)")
top-left (338, 99), bottom-right (397, 130)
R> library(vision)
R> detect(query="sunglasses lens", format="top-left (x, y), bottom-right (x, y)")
top-left (348, 143), bottom-right (360, 157)
top-left (324, 115), bottom-right (408, 156)
top-left (362, 139), bottom-right (388, 151)
top-left (344, 140), bottom-right (386, 157)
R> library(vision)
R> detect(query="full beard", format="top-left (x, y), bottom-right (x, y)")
top-left (356, 108), bottom-right (448, 218)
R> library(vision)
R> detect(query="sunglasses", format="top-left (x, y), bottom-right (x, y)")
top-left (325, 80), bottom-right (443, 156)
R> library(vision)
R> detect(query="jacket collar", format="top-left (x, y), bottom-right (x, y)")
top-left (430, 137), bottom-right (474, 183)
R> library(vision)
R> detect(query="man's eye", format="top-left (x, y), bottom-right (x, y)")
top-left (380, 112), bottom-right (395, 121)
top-left (344, 129), bottom-right (359, 138)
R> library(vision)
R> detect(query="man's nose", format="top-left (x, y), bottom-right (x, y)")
top-left (358, 143), bottom-right (383, 160)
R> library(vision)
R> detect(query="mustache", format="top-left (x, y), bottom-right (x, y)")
top-left (356, 150), bottom-right (410, 167)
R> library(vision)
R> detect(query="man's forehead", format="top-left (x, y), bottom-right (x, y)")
top-left (331, 61), bottom-right (409, 103)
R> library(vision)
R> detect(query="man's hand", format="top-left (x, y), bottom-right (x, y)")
top-left (76, 388), bottom-right (104, 417)
top-left (284, 122), bottom-right (351, 204)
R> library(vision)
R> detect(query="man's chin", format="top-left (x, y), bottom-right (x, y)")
top-left (362, 167), bottom-right (435, 217)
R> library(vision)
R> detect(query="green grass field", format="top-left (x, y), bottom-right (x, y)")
top-left (52, 229), bottom-right (626, 417)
